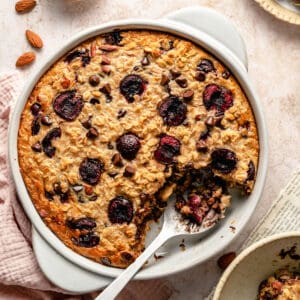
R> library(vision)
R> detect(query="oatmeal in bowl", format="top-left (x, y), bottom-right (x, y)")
top-left (16, 27), bottom-right (261, 270)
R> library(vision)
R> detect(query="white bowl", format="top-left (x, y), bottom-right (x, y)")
top-left (8, 6), bottom-right (268, 282)
top-left (213, 232), bottom-right (300, 300)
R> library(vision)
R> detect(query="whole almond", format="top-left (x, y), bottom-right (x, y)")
top-left (26, 30), bottom-right (43, 49)
top-left (217, 252), bottom-right (236, 270)
top-left (16, 52), bottom-right (36, 67)
top-left (15, 0), bottom-right (37, 13)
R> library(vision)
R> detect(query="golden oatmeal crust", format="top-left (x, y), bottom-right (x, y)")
top-left (18, 30), bottom-right (259, 268)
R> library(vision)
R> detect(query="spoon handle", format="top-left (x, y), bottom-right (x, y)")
top-left (95, 230), bottom-right (170, 300)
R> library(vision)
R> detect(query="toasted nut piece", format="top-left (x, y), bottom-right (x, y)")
top-left (101, 65), bottom-right (111, 74)
top-left (99, 44), bottom-right (118, 51)
top-left (16, 52), bottom-right (36, 67)
top-left (26, 30), bottom-right (43, 49)
top-left (101, 55), bottom-right (111, 65)
top-left (15, 0), bottom-right (36, 13)
top-left (160, 73), bottom-right (170, 86)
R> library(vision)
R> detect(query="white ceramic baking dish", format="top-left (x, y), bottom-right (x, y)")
top-left (8, 6), bottom-right (268, 293)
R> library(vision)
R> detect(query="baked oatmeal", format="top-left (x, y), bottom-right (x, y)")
top-left (257, 269), bottom-right (300, 299)
top-left (17, 30), bottom-right (259, 268)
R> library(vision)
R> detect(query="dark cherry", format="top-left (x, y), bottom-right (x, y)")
top-left (79, 158), bottom-right (104, 185)
top-left (66, 217), bottom-right (97, 230)
top-left (53, 90), bottom-right (84, 121)
top-left (246, 160), bottom-right (255, 181)
top-left (31, 117), bottom-right (40, 136)
top-left (72, 232), bottom-right (100, 248)
top-left (116, 133), bottom-right (141, 160)
top-left (41, 127), bottom-right (61, 158)
top-left (211, 148), bottom-right (237, 174)
top-left (203, 84), bottom-right (233, 115)
top-left (104, 30), bottom-right (123, 45)
top-left (64, 49), bottom-right (91, 67)
top-left (108, 196), bottom-right (133, 224)
top-left (197, 59), bottom-right (215, 73)
top-left (158, 96), bottom-right (187, 126)
top-left (119, 74), bottom-right (146, 103)
top-left (154, 135), bottom-right (181, 165)
top-left (30, 103), bottom-right (41, 116)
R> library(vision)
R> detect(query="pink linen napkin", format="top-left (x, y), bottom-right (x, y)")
top-left (0, 72), bottom-right (173, 300)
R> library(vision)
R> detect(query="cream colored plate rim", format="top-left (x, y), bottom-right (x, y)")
top-left (254, 0), bottom-right (300, 24)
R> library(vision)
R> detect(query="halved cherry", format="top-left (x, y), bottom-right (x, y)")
top-left (120, 74), bottom-right (146, 103)
top-left (158, 96), bottom-right (187, 126)
top-left (53, 90), bottom-right (84, 121)
top-left (203, 84), bottom-right (233, 115)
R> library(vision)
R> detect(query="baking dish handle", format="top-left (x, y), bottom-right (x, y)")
top-left (164, 6), bottom-right (248, 70)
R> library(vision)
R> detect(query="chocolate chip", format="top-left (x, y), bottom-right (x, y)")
top-left (123, 165), bottom-right (136, 177)
top-left (31, 141), bottom-right (42, 152)
top-left (199, 129), bottom-right (210, 140)
top-left (100, 83), bottom-right (111, 94)
top-left (170, 69), bottom-right (181, 79)
top-left (30, 103), bottom-right (41, 116)
top-left (222, 70), bottom-right (231, 79)
top-left (41, 115), bottom-right (52, 126)
top-left (82, 117), bottom-right (92, 129)
top-left (111, 153), bottom-right (123, 167)
top-left (72, 232), bottom-right (100, 248)
top-left (195, 70), bottom-right (206, 82)
top-left (107, 142), bottom-right (114, 150)
top-left (53, 182), bottom-right (62, 194)
top-left (100, 83), bottom-right (112, 103)
top-left (117, 109), bottom-right (127, 119)
top-left (196, 140), bottom-right (208, 152)
top-left (141, 55), bottom-right (150, 66)
top-left (86, 127), bottom-right (99, 139)
top-left (89, 75), bottom-right (100, 87)
top-left (182, 89), bottom-right (194, 101)
top-left (175, 78), bottom-right (188, 88)
top-left (31, 117), bottom-right (40, 136)
top-left (121, 251), bottom-right (134, 262)
top-left (100, 257), bottom-right (112, 266)
top-left (160, 74), bottom-right (170, 86)
top-left (108, 172), bottom-right (119, 178)
top-left (89, 194), bottom-right (98, 201)
top-left (90, 98), bottom-right (100, 105)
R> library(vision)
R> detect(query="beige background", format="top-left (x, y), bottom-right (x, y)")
top-left (1, 0), bottom-right (299, 299)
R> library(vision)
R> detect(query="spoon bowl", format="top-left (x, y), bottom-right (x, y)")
top-left (96, 196), bottom-right (221, 300)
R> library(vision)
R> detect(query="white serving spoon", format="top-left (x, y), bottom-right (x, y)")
top-left (95, 196), bottom-right (220, 300)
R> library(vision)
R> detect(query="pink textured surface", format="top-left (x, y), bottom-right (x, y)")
top-left (0, 0), bottom-right (299, 299)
